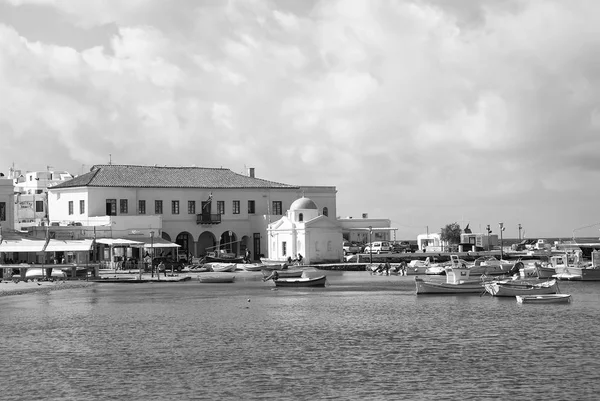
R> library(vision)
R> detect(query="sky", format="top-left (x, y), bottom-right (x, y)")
top-left (1, 0), bottom-right (600, 240)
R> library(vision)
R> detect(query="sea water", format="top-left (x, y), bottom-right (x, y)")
top-left (1, 271), bottom-right (600, 401)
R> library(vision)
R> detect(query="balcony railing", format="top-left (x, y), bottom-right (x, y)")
top-left (196, 213), bottom-right (222, 225)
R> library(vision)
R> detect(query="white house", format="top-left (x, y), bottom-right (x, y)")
top-left (417, 232), bottom-right (443, 252)
top-left (45, 164), bottom-right (338, 262)
top-left (267, 197), bottom-right (343, 264)
top-left (8, 167), bottom-right (73, 230)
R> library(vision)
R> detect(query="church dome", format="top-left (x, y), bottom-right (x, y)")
top-left (290, 197), bottom-right (318, 210)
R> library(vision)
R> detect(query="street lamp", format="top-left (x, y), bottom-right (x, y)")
top-left (518, 224), bottom-right (522, 241)
top-left (368, 226), bottom-right (373, 264)
top-left (499, 222), bottom-right (504, 259)
top-left (486, 225), bottom-right (491, 252)
top-left (150, 231), bottom-right (155, 277)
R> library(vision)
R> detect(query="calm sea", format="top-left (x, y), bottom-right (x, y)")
top-left (2, 270), bottom-right (600, 401)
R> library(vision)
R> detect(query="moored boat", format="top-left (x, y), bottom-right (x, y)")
top-left (273, 275), bottom-right (327, 288)
top-left (415, 255), bottom-right (486, 295)
top-left (484, 279), bottom-right (558, 297)
top-left (516, 294), bottom-right (572, 304)
top-left (206, 263), bottom-right (237, 272)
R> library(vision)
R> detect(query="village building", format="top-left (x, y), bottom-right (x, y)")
top-left (267, 196), bottom-right (343, 264)
top-left (41, 164), bottom-right (338, 264)
top-left (0, 173), bottom-right (15, 233)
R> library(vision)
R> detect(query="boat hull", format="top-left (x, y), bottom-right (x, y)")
top-left (415, 277), bottom-right (483, 294)
top-left (262, 270), bottom-right (303, 278)
top-left (274, 275), bottom-right (327, 287)
top-left (516, 294), bottom-right (572, 304)
top-left (206, 263), bottom-right (236, 272)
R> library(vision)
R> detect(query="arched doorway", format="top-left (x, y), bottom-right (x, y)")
top-left (176, 232), bottom-right (193, 257)
top-left (220, 231), bottom-right (238, 254)
top-left (198, 231), bottom-right (216, 256)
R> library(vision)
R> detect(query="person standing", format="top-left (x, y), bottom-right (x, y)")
top-left (157, 261), bottom-right (164, 280)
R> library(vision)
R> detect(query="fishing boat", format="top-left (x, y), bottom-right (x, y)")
top-left (415, 255), bottom-right (486, 294)
top-left (469, 256), bottom-right (521, 276)
top-left (516, 294), bottom-right (572, 304)
top-left (484, 279), bottom-right (558, 297)
top-left (262, 269), bottom-right (303, 278)
top-left (239, 263), bottom-right (265, 272)
top-left (203, 250), bottom-right (245, 264)
top-left (551, 252), bottom-right (600, 281)
top-left (534, 262), bottom-right (557, 279)
top-left (273, 275), bottom-right (327, 288)
top-left (206, 263), bottom-right (236, 272)
top-left (198, 274), bottom-right (236, 283)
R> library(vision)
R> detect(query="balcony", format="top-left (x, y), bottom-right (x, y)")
top-left (196, 213), bottom-right (222, 225)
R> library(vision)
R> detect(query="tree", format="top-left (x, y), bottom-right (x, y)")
top-left (441, 222), bottom-right (462, 246)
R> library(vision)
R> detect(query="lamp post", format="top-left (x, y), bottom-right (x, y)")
top-left (518, 223), bottom-right (522, 241)
top-left (368, 226), bottom-right (373, 264)
top-left (499, 222), bottom-right (504, 259)
top-left (150, 231), bottom-right (155, 277)
top-left (486, 225), bottom-right (491, 252)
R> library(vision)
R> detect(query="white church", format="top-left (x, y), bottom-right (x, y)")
top-left (267, 197), bottom-right (343, 264)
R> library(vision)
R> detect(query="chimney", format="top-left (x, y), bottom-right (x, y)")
top-left (248, 167), bottom-right (255, 178)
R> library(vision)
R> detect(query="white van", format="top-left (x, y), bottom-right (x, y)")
top-left (363, 241), bottom-right (391, 254)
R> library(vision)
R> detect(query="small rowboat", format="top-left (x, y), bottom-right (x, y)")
top-left (206, 263), bottom-right (236, 272)
top-left (262, 269), bottom-right (303, 278)
top-left (516, 294), bottom-right (572, 304)
top-left (198, 275), bottom-right (236, 283)
top-left (273, 275), bottom-right (327, 288)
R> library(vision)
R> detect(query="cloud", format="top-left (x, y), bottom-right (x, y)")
top-left (1, 0), bottom-right (600, 238)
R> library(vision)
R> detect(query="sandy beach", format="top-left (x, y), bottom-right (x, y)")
top-left (0, 279), bottom-right (96, 297)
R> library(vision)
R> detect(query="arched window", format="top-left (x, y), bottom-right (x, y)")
top-left (298, 213), bottom-right (303, 222)
top-left (323, 207), bottom-right (328, 217)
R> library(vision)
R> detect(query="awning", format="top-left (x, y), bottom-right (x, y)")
top-left (95, 238), bottom-right (144, 246)
top-left (129, 237), bottom-right (181, 248)
top-left (0, 239), bottom-right (47, 253)
top-left (44, 239), bottom-right (94, 252)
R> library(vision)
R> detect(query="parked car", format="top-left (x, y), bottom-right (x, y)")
top-left (363, 241), bottom-right (391, 254)
top-left (343, 241), bottom-right (362, 255)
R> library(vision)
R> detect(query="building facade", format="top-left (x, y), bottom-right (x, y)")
top-left (8, 167), bottom-right (73, 230)
top-left (47, 165), bottom-right (338, 261)
top-left (0, 173), bottom-right (15, 234)
top-left (267, 197), bottom-right (343, 264)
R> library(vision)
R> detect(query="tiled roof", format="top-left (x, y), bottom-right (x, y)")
top-left (51, 165), bottom-right (298, 190)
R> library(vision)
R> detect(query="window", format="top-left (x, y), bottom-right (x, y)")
top-left (139, 200), bottom-right (146, 215)
top-left (0, 202), bottom-right (5, 221)
top-left (79, 200), bottom-right (85, 214)
top-left (35, 201), bottom-right (44, 213)
top-left (155, 200), bottom-right (163, 214)
top-left (282, 241), bottom-right (287, 256)
top-left (232, 200), bottom-right (240, 214)
top-left (188, 201), bottom-right (196, 214)
top-left (248, 200), bottom-right (255, 214)
top-left (299, 213), bottom-right (303, 222)
top-left (172, 200), bottom-right (180, 214)
top-left (217, 201), bottom-right (225, 215)
top-left (323, 207), bottom-right (328, 217)
top-left (272, 201), bottom-right (282, 215)
top-left (120, 199), bottom-right (128, 214)
top-left (106, 199), bottom-right (116, 216)
top-left (68, 201), bottom-right (73, 215)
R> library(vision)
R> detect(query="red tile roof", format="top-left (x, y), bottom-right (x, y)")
top-left (51, 165), bottom-right (298, 189)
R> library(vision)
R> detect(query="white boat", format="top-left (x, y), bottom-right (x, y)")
top-left (551, 252), bottom-right (600, 281)
top-left (25, 267), bottom-right (67, 279)
top-left (206, 263), bottom-right (236, 272)
top-left (469, 256), bottom-right (520, 276)
top-left (516, 294), bottom-right (572, 304)
top-left (484, 279), bottom-right (558, 297)
top-left (415, 255), bottom-right (485, 294)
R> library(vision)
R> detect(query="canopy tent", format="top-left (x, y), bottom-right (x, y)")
top-left (0, 239), bottom-right (47, 253)
top-left (133, 237), bottom-right (181, 249)
top-left (44, 239), bottom-right (94, 252)
top-left (95, 238), bottom-right (144, 246)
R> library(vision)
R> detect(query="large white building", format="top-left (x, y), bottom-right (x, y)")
top-left (46, 164), bottom-right (338, 262)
